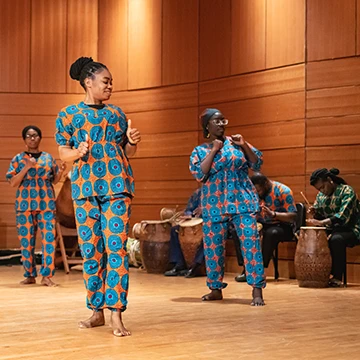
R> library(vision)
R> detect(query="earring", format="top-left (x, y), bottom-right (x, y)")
top-left (206, 128), bottom-right (210, 138)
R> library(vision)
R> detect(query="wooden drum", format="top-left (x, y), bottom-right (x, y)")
top-left (294, 226), bottom-right (332, 288)
top-left (126, 237), bottom-right (142, 268)
top-left (178, 218), bottom-right (203, 268)
top-left (138, 220), bottom-right (172, 274)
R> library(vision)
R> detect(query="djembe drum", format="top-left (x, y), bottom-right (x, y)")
top-left (138, 220), bottom-right (172, 274)
top-left (178, 218), bottom-right (203, 268)
top-left (294, 226), bottom-right (332, 288)
top-left (126, 237), bottom-right (142, 268)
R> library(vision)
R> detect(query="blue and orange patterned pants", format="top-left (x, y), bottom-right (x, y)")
top-left (203, 213), bottom-right (266, 289)
top-left (16, 210), bottom-right (56, 278)
top-left (73, 194), bottom-right (131, 312)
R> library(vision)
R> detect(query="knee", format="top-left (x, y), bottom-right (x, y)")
top-left (329, 233), bottom-right (346, 249)
top-left (264, 227), bottom-right (281, 239)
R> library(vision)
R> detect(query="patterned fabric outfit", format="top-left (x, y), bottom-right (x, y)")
top-left (6, 152), bottom-right (58, 278)
top-left (257, 181), bottom-right (297, 267)
top-left (55, 102), bottom-right (134, 312)
top-left (169, 188), bottom-right (204, 268)
top-left (313, 183), bottom-right (360, 280)
top-left (190, 137), bottom-right (266, 289)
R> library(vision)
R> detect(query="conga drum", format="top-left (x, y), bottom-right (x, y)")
top-left (138, 220), bottom-right (172, 274)
top-left (178, 218), bottom-right (203, 268)
top-left (294, 226), bottom-right (332, 288)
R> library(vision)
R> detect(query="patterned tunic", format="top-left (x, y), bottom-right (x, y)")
top-left (314, 184), bottom-right (360, 240)
top-left (189, 137), bottom-right (262, 216)
top-left (257, 181), bottom-right (297, 224)
top-left (6, 152), bottom-right (58, 212)
top-left (55, 102), bottom-right (134, 200)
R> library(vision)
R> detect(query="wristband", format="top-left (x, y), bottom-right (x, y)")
top-left (128, 140), bottom-right (137, 146)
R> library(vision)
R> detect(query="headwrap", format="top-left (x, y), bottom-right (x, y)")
top-left (22, 125), bottom-right (42, 140)
top-left (200, 108), bottom-right (220, 138)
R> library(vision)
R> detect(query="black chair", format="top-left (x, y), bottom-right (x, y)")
top-left (273, 203), bottom-right (306, 280)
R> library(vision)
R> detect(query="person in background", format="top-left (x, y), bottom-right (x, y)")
top-left (307, 168), bottom-right (360, 287)
top-left (6, 125), bottom-right (65, 287)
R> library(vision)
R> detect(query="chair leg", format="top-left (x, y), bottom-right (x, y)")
top-left (274, 244), bottom-right (279, 280)
top-left (56, 222), bottom-right (70, 274)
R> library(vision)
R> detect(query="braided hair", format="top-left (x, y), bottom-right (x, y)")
top-left (69, 57), bottom-right (108, 90)
top-left (310, 168), bottom-right (347, 186)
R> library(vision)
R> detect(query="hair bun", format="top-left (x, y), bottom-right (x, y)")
top-left (329, 168), bottom-right (340, 175)
top-left (69, 57), bottom-right (93, 80)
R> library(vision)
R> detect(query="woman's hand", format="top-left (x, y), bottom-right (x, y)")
top-left (307, 206), bottom-right (316, 216)
top-left (306, 218), bottom-right (324, 227)
top-left (230, 134), bottom-right (245, 146)
top-left (77, 135), bottom-right (89, 157)
top-left (127, 119), bottom-right (141, 145)
top-left (24, 156), bottom-right (36, 170)
top-left (212, 139), bottom-right (223, 152)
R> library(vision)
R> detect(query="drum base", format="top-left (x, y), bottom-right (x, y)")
top-left (140, 240), bottom-right (170, 274)
top-left (297, 280), bottom-right (329, 288)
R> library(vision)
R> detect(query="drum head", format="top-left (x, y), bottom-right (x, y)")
top-left (179, 218), bottom-right (203, 227)
top-left (300, 226), bottom-right (327, 230)
top-left (141, 220), bottom-right (170, 225)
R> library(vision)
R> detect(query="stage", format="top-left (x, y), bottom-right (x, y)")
top-left (0, 266), bottom-right (359, 360)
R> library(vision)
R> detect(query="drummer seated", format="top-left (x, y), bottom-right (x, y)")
top-left (164, 188), bottom-right (204, 278)
top-left (236, 173), bottom-right (297, 282)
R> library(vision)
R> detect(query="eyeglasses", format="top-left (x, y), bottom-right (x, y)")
top-left (210, 118), bottom-right (228, 126)
top-left (26, 134), bottom-right (40, 139)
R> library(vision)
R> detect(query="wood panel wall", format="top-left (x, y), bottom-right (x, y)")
top-left (1, 0), bottom-right (359, 282)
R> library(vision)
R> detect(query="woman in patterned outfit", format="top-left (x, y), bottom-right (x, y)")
top-left (6, 125), bottom-right (65, 286)
top-left (55, 57), bottom-right (141, 337)
top-left (307, 168), bottom-right (360, 287)
top-left (189, 108), bottom-right (266, 306)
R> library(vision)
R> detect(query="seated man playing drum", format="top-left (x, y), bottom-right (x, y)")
top-left (236, 173), bottom-right (297, 282)
top-left (164, 188), bottom-right (204, 278)
top-left (307, 168), bottom-right (360, 287)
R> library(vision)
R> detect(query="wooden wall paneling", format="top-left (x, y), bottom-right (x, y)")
top-left (357, 0), bottom-right (360, 54)
top-left (307, 0), bottom-right (356, 61)
top-left (199, 64), bottom-right (305, 105)
top-left (131, 157), bottom-right (194, 182)
top-left (133, 132), bottom-right (198, 158)
top-left (307, 57), bottom-right (360, 90)
top-left (0, 0), bottom-right (30, 92)
top-left (0, 205), bottom-right (17, 227)
top-left (111, 83), bottom-right (198, 113)
top-left (66, 0), bottom-right (98, 94)
top-left (128, 0), bottom-right (162, 89)
top-left (307, 116), bottom-right (360, 147)
top-left (0, 93), bottom-right (84, 116)
top-left (260, 148), bottom-right (305, 177)
top-left (162, 0), bottom-right (199, 85)
top-left (306, 145), bottom-right (360, 175)
top-left (266, 0), bottom-right (305, 68)
top-left (31, 0), bottom-right (67, 93)
top-left (132, 180), bottom-right (198, 205)
top-left (131, 204), bottom-right (187, 225)
top-left (98, 0), bottom-right (128, 92)
top-left (202, 92), bottom-right (305, 126)
top-left (199, 0), bottom-right (231, 80)
top-left (305, 174), bottom-right (360, 202)
top-left (126, 107), bottom-right (199, 134)
top-left (1, 138), bottom-right (60, 161)
top-left (231, 0), bottom-right (266, 74)
top-left (307, 86), bottom-right (360, 118)
top-left (0, 227), bottom-right (18, 249)
top-left (0, 116), bottom-right (58, 137)
top-left (0, 183), bottom-right (17, 205)
top-left (230, 119), bottom-right (305, 151)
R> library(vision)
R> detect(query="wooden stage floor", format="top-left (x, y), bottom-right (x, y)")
top-left (0, 266), bottom-right (359, 360)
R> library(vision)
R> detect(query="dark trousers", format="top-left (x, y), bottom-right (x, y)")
top-left (262, 223), bottom-right (294, 268)
top-left (169, 225), bottom-right (204, 268)
top-left (329, 228), bottom-right (360, 281)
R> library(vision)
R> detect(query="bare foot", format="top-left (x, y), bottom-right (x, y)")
top-left (110, 311), bottom-right (131, 337)
top-left (41, 277), bottom-right (58, 287)
top-left (202, 289), bottom-right (223, 301)
top-left (20, 277), bottom-right (36, 285)
top-left (251, 288), bottom-right (265, 306)
top-left (78, 310), bottom-right (105, 329)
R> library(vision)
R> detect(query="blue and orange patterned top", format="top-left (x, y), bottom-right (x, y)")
top-left (6, 152), bottom-right (58, 212)
top-left (189, 137), bottom-right (262, 216)
top-left (257, 181), bottom-right (297, 224)
top-left (55, 102), bottom-right (134, 200)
